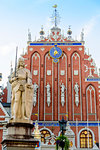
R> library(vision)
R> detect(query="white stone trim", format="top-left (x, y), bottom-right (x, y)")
top-left (38, 54), bottom-right (40, 120)
top-left (58, 62), bottom-right (60, 120)
top-left (44, 53), bottom-right (53, 120)
top-left (31, 52), bottom-right (40, 120)
top-left (58, 53), bottom-right (67, 120)
top-left (39, 127), bottom-right (53, 135)
top-left (52, 59), bottom-right (54, 121)
top-left (72, 54), bottom-right (74, 120)
top-left (44, 54), bottom-right (47, 121)
top-left (77, 127), bottom-right (95, 148)
top-left (72, 52), bottom-right (82, 120)
top-left (0, 102), bottom-right (9, 117)
top-left (65, 54), bottom-right (68, 119)
top-left (86, 85), bottom-right (97, 120)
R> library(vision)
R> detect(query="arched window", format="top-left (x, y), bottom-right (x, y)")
top-left (80, 130), bottom-right (93, 148)
top-left (86, 85), bottom-right (97, 120)
top-left (40, 130), bottom-right (51, 143)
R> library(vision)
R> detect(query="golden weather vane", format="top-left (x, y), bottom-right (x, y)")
top-left (51, 4), bottom-right (60, 27)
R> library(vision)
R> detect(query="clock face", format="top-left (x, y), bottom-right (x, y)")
top-left (49, 46), bottom-right (62, 59)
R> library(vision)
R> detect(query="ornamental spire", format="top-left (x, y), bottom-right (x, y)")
top-left (51, 4), bottom-right (60, 27)
top-left (28, 29), bottom-right (31, 42)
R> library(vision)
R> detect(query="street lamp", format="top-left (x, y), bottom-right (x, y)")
top-left (59, 117), bottom-right (67, 135)
top-left (59, 117), bottom-right (67, 150)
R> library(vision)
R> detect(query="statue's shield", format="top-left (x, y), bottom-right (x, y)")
top-left (25, 85), bottom-right (33, 118)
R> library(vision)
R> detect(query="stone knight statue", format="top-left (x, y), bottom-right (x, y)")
top-left (60, 83), bottom-right (66, 107)
top-left (45, 83), bottom-right (51, 107)
top-left (74, 82), bottom-right (79, 107)
top-left (10, 57), bottom-right (33, 121)
top-left (33, 82), bottom-right (39, 107)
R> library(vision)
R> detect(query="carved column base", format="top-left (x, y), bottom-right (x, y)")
top-left (1, 122), bottom-right (39, 150)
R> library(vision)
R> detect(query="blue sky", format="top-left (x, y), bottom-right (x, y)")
top-left (0, 0), bottom-right (100, 85)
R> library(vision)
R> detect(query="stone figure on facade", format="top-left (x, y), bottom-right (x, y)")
top-left (74, 82), bottom-right (79, 107)
top-left (33, 120), bottom-right (41, 140)
top-left (33, 82), bottom-right (39, 107)
top-left (60, 83), bottom-right (66, 107)
top-left (45, 83), bottom-right (51, 107)
top-left (10, 57), bottom-right (33, 121)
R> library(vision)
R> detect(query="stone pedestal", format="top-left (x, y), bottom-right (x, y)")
top-left (1, 122), bottom-right (39, 150)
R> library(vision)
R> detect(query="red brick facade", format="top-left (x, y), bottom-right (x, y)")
top-left (23, 26), bottom-right (100, 147)
top-left (0, 26), bottom-right (99, 149)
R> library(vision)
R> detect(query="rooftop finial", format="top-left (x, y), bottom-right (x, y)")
top-left (40, 25), bottom-right (45, 36)
top-left (51, 4), bottom-right (60, 27)
top-left (67, 25), bottom-right (72, 40)
top-left (28, 29), bottom-right (31, 42)
top-left (39, 25), bottom-right (45, 40)
top-left (81, 28), bottom-right (84, 42)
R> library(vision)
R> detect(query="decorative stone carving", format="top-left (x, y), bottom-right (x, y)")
top-left (60, 83), bottom-right (66, 107)
top-left (47, 70), bottom-right (51, 76)
top-left (33, 70), bottom-right (38, 76)
top-left (79, 47), bottom-right (82, 51)
top-left (74, 70), bottom-right (78, 76)
top-left (67, 47), bottom-right (71, 51)
top-left (60, 70), bottom-right (65, 76)
top-left (45, 83), bottom-right (51, 107)
top-left (33, 120), bottom-right (41, 140)
top-left (10, 57), bottom-right (33, 121)
top-left (74, 82), bottom-right (79, 107)
top-left (33, 83), bottom-right (39, 107)
top-left (65, 122), bottom-right (76, 149)
top-left (45, 134), bottom-right (56, 145)
top-left (40, 47), bottom-right (45, 51)
top-left (29, 48), bottom-right (33, 51)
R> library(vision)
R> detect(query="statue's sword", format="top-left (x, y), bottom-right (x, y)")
top-left (14, 46), bottom-right (18, 77)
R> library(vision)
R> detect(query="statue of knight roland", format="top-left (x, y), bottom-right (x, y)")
top-left (10, 57), bottom-right (33, 121)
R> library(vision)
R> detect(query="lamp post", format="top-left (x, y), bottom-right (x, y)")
top-left (59, 117), bottom-right (67, 150)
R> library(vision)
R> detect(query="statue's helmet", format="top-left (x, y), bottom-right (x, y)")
top-left (18, 57), bottom-right (25, 68)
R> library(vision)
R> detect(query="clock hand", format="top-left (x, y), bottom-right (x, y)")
top-left (54, 50), bottom-right (58, 55)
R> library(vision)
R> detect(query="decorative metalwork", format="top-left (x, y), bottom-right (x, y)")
top-left (51, 4), bottom-right (60, 27)
top-left (49, 44), bottom-right (63, 63)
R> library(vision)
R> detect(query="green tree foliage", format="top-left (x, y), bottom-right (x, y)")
top-left (56, 135), bottom-right (70, 150)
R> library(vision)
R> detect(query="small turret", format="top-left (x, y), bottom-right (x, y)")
top-left (28, 29), bottom-right (32, 42)
top-left (80, 28), bottom-right (85, 44)
top-left (67, 25), bottom-right (72, 40)
top-left (39, 25), bottom-right (45, 40)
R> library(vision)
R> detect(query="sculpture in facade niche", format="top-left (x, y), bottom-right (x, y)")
top-left (60, 83), bottom-right (66, 107)
top-left (74, 82), bottom-right (79, 107)
top-left (33, 120), bottom-right (41, 140)
top-left (33, 82), bottom-right (39, 107)
top-left (10, 57), bottom-right (33, 121)
top-left (45, 83), bottom-right (51, 107)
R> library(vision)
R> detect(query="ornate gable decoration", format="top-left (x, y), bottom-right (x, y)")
top-left (49, 44), bottom-right (63, 63)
